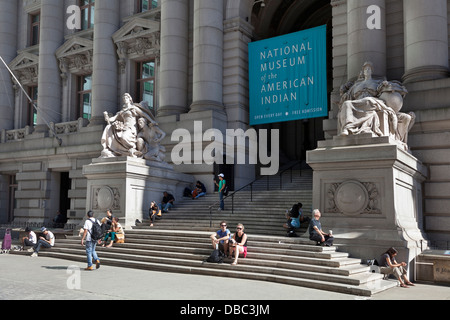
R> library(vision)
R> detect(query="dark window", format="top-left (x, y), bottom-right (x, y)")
top-left (80, 0), bottom-right (95, 30)
top-left (8, 175), bottom-right (17, 223)
top-left (30, 13), bottom-right (40, 46)
top-left (137, 0), bottom-right (158, 13)
top-left (136, 61), bottom-right (156, 113)
top-left (28, 86), bottom-right (38, 126)
top-left (77, 75), bottom-right (92, 120)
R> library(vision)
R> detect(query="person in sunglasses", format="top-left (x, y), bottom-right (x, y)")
top-left (229, 223), bottom-right (248, 265)
top-left (210, 221), bottom-right (231, 255)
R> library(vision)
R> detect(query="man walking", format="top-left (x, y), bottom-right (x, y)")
top-left (81, 211), bottom-right (101, 271)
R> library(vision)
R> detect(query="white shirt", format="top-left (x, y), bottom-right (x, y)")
top-left (45, 231), bottom-right (55, 247)
top-left (28, 231), bottom-right (37, 244)
top-left (83, 218), bottom-right (101, 242)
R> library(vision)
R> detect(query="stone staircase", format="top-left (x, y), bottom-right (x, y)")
top-left (10, 169), bottom-right (398, 296)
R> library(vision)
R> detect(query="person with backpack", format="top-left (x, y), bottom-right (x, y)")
top-left (81, 211), bottom-right (101, 271)
top-left (214, 173), bottom-right (226, 211)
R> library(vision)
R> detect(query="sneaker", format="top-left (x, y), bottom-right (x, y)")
top-left (85, 266), bottom-right (94, 271)
top-left (27, 248), bottom-right (34, 253)
top-left (30, 252), bottom-right (38, 258)
top-left (95, 259), bottom-right (100, 269)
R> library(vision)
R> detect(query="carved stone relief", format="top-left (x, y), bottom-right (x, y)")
top-left (326, 180), bottom-right (381, 215)
top-left (112, 18), bottom-right (161, 73)
top-left (93, 186), bottom-right (120, 211)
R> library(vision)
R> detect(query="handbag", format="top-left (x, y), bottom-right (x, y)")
top-left (115, 233), bottom-right (125, 244)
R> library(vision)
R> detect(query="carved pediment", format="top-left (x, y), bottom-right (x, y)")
top-left (56, 37), bottom-right (93, 76)
top-left (113, 18), bottom-right (161, 71)
top-left (113, 18), bottom-right (160, 43)
top-left (9, 52), bottom-right (39, 86)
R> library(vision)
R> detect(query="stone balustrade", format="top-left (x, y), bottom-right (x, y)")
top-left (0, 118), bottom-right (89, 143)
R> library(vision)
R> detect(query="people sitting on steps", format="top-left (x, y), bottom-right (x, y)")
top-left (308, 209), bottom-right (334, 247)
top-left (192, 180), bottom-right (207, 199)
top-left (149, 200), bottom-right (161, 227)
top-left (210, 221), bottom-right (230, 256)
top-left (102, 217), bottom-right (125, 248)
top-left (228, 223), bottom-right (248, 265)
top-left (159, 191), bottom-right (175, 213)
top-left (379, 247), bottom-right (415, 288)
top-left (283, 202), bottom-right (311, 237)
top-left (28, 227), bottom-right (55, 257)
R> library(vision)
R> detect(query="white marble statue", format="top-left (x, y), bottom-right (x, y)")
top-left (338, 62), bottom-right (415, 148)
top-left (100, 93), bottom-right (166, 161)
top-left (136, 117), bottom-right (167, 162)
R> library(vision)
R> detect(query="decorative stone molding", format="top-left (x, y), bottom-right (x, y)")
top-left (49, 118), bottom-right (90, 137)
top-left (93, 186), bottom-right (121, 211)
top-left (1, 126), bottom-right (34, 143)
top-left (24, 0), bottom-right (41, 14)
top-left (326, 180), bottom-right (381, 215)
top-left (9, 52), bottom-right (39, 86)
top-left (112, 18), bottom-right (161, 72)
top-left (56, 37), bottom-right (94, 77)
top-left (224, 17), bottom-right (254, 39)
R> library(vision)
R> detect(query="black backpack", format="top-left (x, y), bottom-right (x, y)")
top-left (206, 249), bottom-right (223, 263)
top-left (88, 219), bottom-right (103, 241)
top-left (223, 185), bottom-right (229, 196)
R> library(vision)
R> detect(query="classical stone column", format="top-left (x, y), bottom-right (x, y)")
top-left (189, 0), bottom-right (225, 114)
top-left (36, 0), bottom-right (65, 131)
top-left (158, 0), bottom-right (189, 117)
top-left (403, 0), bottom-right (449, 83)
top-left (90, 0), bottom-right (120, 126)
top-left (0, 0), bottom-right (17, 131)
top-left (347, 0), bottom-right (386, 79)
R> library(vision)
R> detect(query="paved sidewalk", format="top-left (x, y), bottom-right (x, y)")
top-left (1, 254), bottom-right (449, 301)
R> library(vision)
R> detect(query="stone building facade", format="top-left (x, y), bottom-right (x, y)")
top-left (0, 0), bottom-right (449, 247)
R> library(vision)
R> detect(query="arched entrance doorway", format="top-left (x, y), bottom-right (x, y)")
top-left (250, 0), bottom-right (332, 167)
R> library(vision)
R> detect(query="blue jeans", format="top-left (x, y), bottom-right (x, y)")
top-left (34, 240), bottom-right (52, 253)
top-left (159, 202), bottom-right (173, 212)
top-left (194, 192), bottom-right (206, 199)
top-left (219, 191), bottom-right (224, 210)
top-left (85, 241), bottom-right (99, 267)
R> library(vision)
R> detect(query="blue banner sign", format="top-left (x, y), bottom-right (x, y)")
top-left (248, 25), bottom-right (328, 125)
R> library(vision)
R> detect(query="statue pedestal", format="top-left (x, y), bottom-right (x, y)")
top-left (82, 157), bottom-right (194, 228)
top-left (307, 134), bottom-right (428, 276)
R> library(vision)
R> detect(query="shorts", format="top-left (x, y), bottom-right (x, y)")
top-left (287, 219), bottom-right (300, 229)
top-left (232, 246), bottom-right (248, 258)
